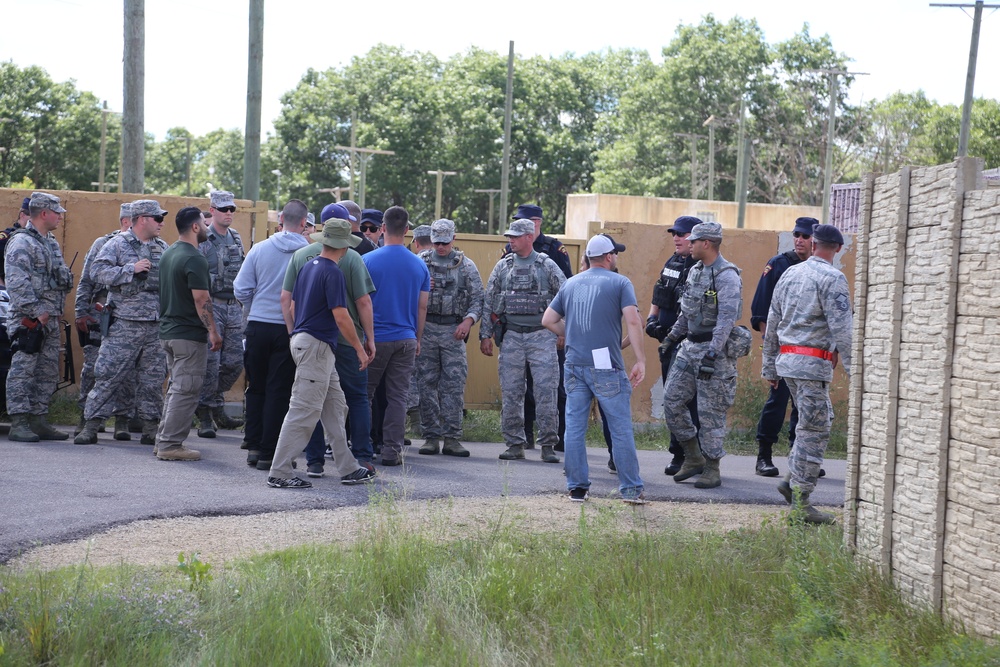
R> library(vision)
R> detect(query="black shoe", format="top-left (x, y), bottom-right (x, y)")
top-left (341, 465), bottom-right (377, 485)
top-left (267, 476), bottom-right (312, 489)
top-left (569, 487), bottom-right (589, 502)
top-left (247, 450), bottom-right (260, 466)
top-left (755, 458), bottom-right (779, 477)
top-left (664, 457), bottom-right (683, 476)
top-left (255, 459), bottom-right (273, 471)
top-left (608, 457), bottom-right (617, 474)
top-left (306, 463), bottom-right (325, 478)
top-left (403, 438), bottom-right (412, 447)
top-left (380, 456), bottom-right (402, 467)
top-left (819, 468), bottom-right (827, 478)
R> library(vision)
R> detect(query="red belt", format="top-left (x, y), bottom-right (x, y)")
top-left (780, 345), bottom-right (833, 361)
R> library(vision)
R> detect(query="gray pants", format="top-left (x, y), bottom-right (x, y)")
top-left (366, 339), bottom-right (417, 461)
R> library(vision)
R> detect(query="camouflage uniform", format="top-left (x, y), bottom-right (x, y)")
top-left (84, 228), bottom-right (168, 423)
top-left (663, 251), bottom-right (743, 460)
top-left (197, 222), bottom-right (245, 410)
top-left (417, 246), bottom-right (484, 441)
top-left (481, 235), bottom-right (566, 454)
top-left (4, 218), bottom-right (73, 416)
top-left (762, 254), bottom-right (852, 496)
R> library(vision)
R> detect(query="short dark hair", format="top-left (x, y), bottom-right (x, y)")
top-left (281, 199), bottom-right (308, 226)
top-left (175, 206), bottom-right (203, 234)
top-left (383, 206), bottom-right (409, 236)
top-left (815, 240), bottom-right (840, 253)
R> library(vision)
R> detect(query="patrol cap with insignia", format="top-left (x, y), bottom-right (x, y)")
top-left (688, 221), bottom-right (723, 241)
top-left (669, 215), bottom-right (701, 235)
top-left (119, 202), bottom-right (132, 219)
top-left (413, 224), bottom-right (432, 240)
top-left (812, 223), bottom-right (844, 246)
top-left (430, 218), bottom-right (455, 243)
top-left (210, 191), bottom-right (236, 209)
top-left (131, 199), bottom-right (168, 217)
top-left (311, 218), bottom-right (361, 249)
top-left (503, 219), bottom-right (535, 237)
top-left (793, 216), bottom-right (818, 236)
top-left (512, 204), bottom-right (542, 220)
top-left (321, 202), bottom-right (357, 223)
top-left (29, 192), bottom-right (67, 214)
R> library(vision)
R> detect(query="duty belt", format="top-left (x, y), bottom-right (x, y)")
top-left (213, 296), bottom-right (239, 305)
top-left (506, 323), bottom-right (545, 334)
top-left (426, 313), bottom-right (462, 325)
top-left (779, 345), bottom-right (834, 361)
top-left (687, 332), bottom-right (713, 343)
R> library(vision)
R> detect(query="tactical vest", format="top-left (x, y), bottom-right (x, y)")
top-left (652, 253), bottom-right (691, 311)
top-left (10, 227), bottom-right (74, 291)
top-left (207, 228), bottom-right (244, 296)
top-left (498, 253), bottom-right (551, 316)
top-left (117, 233), bottom-right (166, 296)
top-left (682, 257), bottom-right (742, 336)
top-left (422, 250), bottom-right (470, 318)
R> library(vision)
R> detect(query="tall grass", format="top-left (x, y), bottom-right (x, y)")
top-left (1, 501), bottom-right (995, 666)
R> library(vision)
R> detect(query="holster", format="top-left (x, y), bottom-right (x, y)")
top-left (13, 323), bottom-right (45, 355)
top-left (100, 304), bottom-right (115, 337)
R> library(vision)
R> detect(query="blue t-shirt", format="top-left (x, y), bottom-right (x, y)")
top-left (548, 267), bottom-right (638, 370)
top-left (291, 256), bottom-right (348, 349)
top-left (362, 245), bottom-right (431, 342)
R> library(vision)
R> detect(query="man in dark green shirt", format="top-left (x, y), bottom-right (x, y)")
top-left (156, 207), bottom-right (222, 461)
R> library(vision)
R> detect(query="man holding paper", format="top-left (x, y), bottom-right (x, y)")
top-left (542, 233), bottom-right (647, 504)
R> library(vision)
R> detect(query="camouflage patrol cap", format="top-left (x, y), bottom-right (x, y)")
top-left (29, 192), bottom-right (67, 214)
top-left (688, 221), bottom-right (723, 241)
top-left (119, 202), bottom-right (132, 219)
top-left (430, 219), bottom-right (455, 243)
top-left (131, 199), bottom-right (168, 217)
top-left (503, 219), bottom-right (535, 237)
top-left (210, 191), bottom-right (236, 209)
top-left (413, 224), bottom-right (432, 240)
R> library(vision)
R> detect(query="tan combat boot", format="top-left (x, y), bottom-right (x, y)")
top-left (156, 445), bottom-right (202, 461)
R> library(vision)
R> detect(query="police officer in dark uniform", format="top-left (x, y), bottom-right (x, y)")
top-left (749, 216), bottom-right (816, 476)
top-left (501, 204), bottom-right (573, 450)
top-left (0, 197), bottom-right (30, 287)
top-left (645, 216), bottom-right (701, 475)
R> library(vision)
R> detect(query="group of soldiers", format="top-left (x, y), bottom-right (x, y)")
top-left (3, 193), bottom-right (851, 519)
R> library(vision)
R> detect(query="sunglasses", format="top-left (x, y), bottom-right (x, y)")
top-left (361, 224), bottom-right (379, 232)
top-left (669, 231), bottom-right (690, 238)
top-left (793, 231), bottom-right (812, 239)
top-left (215, 206), bottom-right (236, 214)
top-left (433, 241), bottom-right (451, 246)
top-left (145, 215), bottom-right (164, 223)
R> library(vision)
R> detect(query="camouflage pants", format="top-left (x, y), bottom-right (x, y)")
top-left (5, 318), bottom-right (61, 415)
top-left (417, 322), bottom-right (468, 440)
top-left (498, 328), bottom-right (558, 447)
top-left (663, 339), bottom-right (737, 459)
top-left (198, 300), bottom-right (244, 408)
top-left (85, 319), bottom-right (165, 421)
top-left (78, 344), bottom-right (137, 416)
top-left (785, 377), bottom-right (833, 495)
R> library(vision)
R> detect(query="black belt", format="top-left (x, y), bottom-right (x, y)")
top-left (687, 332), bottom-right (713, 343)
top-left (506, 323), bottom-right (544, 334)
top-left (426, 313), bottom-right (462, 324)
top-left (213, 297), bottom-right (239, 305)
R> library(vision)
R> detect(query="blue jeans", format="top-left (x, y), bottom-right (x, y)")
top-left (337, 343), bottom-right (373, 463)
top-left (564, 364), bottom-right (643, 499)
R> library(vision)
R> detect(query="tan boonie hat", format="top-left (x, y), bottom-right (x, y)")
top-left (311, 218), bottom-right (361, 249)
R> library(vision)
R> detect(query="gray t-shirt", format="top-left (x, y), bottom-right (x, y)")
top-left (548, 267), bottom-right (638, 370)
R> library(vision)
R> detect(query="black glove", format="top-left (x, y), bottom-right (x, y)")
top-left (697, 352), bottom-right (717, 381)
top-left (645, 315), bottom-right (661, 340)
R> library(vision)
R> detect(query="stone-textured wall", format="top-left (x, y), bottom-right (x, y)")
top-left (847, 159), bottom-right (1000, 637)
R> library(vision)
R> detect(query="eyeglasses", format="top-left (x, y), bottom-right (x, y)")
top-left (433, 241), bottom-right (451, 246)
top-left (215, 206), bottom-right (236, 214)
top-left (793, 231), bottom-right (812, 239)
top-left (361, 224), bottom-right (379, 233)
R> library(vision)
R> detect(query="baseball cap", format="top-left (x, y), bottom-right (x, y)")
top-left (321, 202), bottom-right (357, 223)
top-left (586, 233), bottom-right (626, 257)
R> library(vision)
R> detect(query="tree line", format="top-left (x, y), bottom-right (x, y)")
top-left (2, 15), bottom-right (998, 232)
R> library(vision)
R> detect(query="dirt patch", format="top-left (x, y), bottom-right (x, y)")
top-left (9, 495), bottom-right (833, 571)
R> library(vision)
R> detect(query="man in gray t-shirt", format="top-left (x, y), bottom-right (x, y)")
top-left (543, 233), bottom-right (647, 504)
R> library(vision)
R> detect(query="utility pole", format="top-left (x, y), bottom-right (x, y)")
top-left (499, 41), bottom-right (515, 224)
top-left (474, 188), bottom-right (502, 234)
top-left (97, 102), bottom-right (115, 192)
top-left (335, 145), bottom-right (394, 209)
top-left (810, 68), bottom-right (868, 224)
top-left (427, 170), bottom-right (457, 219)
top-left (931, 2), bottom-right (999, 156)
top-left (349, 111), bottom-right (357, 197)
top-left (734, 98), bottom-right (746, 206)
top-left (122, 0), bottom-right (144, 195)
top-left (736, 135), bottom-right (751, 229)
top-left (185, 134), bottom-right (192, 196)
top-left (675, 132), bottom-right (707, 200)
top-left (243, 0), bottom-right (264, 200)
top-left (702, 115), bottom-right (717, 201)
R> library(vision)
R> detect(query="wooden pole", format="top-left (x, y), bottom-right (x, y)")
top-left (122, 0), bottom-right (144, 195)
top-left (243, 0), bottom-right (264, 201)
top-left (499, 41), bottom-right (514, 225)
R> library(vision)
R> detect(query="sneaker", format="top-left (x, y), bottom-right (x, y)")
top-left (608, 457), bottom-right (617, 474)
top-left (622, 493), bottom-right (648, 506)
top-left (569, 487), bottom-right (589, 502)
top-left (306, 463), bottom-right (325, 478)
top-left (341, 465), bottom-right (377, 485)
top-left (266, 476), bottom-right (312, 489)
top-left (325, 445), bottom-right (333, 460)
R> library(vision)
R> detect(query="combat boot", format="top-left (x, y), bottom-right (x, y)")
top-left (74, 418), bottom-right (103, 445)
top-left (419, 438), bottom-right (440, 455)
top-left (74, 415), bottom-right (86, 436)
top-left (673, 437), bottom-right (706, 482)
top-left (694, 457), bottom-right (721, 489)
top-left (128, 417), bottom-right (143, 433)
top-left (157, 445), bottom-right (202, 461)
top-left (540, 445), bottom-right (560, 464)
top-left (790, 491), bottom-right (836, 525)
top-left (442, 438), bottom-right (470, 458)
top-left (114, 415), bottom-right (131, 441)
top-left (8, 414), bottom-right (40, 442)
top-left (140, 419), bottom-right (158, 445)
top-left (755, 440), bottom-right (779, 477)
top-left (212, 405), bottom-right (244, 430)
top-left (29, 414), bottom-right (69, 441)
top-left (195, 405), bottom-right (216, 438)
top-left (777, 474), bottom-right (793, 504)
top-left (499, 444), bottom-right (525, 460)
top-left (407, 407), bottom-right (422, 437)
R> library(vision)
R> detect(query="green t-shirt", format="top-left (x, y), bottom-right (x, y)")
top-left (283, 243), bottom-right (375, 344)
top-left (159, 241), bottom-right (212, 342)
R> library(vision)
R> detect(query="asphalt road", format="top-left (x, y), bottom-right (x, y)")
top-left (0, 427), bottom-right (845, 564)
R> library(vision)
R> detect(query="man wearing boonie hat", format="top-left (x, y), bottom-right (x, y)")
top-left (762, 223), bottom-right (851, 524)
top-left (194, 190), bottom-right (247, 437)
top-left (415, 219), bottom-right (484, 458)
top-left (749, 216), bottom-right (817, 478)
top-left (3, 192), bottom-right (74, 442)
top-left (661, 221), bottom-right (744, 490)
top-left (265, 218), bottom-right (377, 488)
top-left (73, 202), bottom-right (136, 437)
top-left (481, 217), bottom-right (567, 464)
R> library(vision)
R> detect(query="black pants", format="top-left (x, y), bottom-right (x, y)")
top-left (755, 377), bottom-right (797, 448)
top-left (523, 347), bottom-right (567, 447)
top-left (243, 321), bottom-right (296, 459)
top-left (662, 342), bottom-right (699, 458)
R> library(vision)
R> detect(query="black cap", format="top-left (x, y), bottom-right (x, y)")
top-left (793, 217), bottom-right (818, 235)
top-left (812, 224), bottom-right (844, 245)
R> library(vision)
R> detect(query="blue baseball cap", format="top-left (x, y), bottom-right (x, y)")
top-left (321, 202), bottom-right (357, 223)
top-left (794, 217), bottom-right (818, 235)
top-left (512, 204), bottom-right (542, 220)
top-left (669, 215), bottom-right (701, 235)
top-left (361, 209), bottom-right (384, 225)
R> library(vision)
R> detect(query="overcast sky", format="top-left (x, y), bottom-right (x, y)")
top-left (3, 0), bottom-right (997, 140)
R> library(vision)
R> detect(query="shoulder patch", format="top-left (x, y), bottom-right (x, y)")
top-left (761, 265), bottom-right (772, 276)
top-left (558, 246), bottom-right (568, 255)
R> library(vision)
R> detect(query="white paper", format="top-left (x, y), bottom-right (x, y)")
top-left (592, 347), bottom-right (612, 369)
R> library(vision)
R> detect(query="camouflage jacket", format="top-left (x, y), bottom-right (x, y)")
top-left (3, 222), bottom-right (73, 321)
top-left (74, 230), bottom-right (120, 319)
top-left (91, 230), bottom-right (169, 321)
